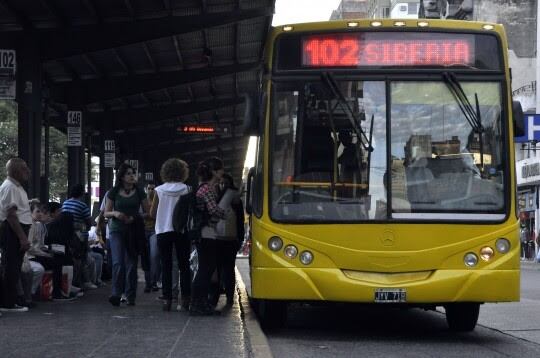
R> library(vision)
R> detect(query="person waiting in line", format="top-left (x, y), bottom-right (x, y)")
top-left (27, 202), bottom-right (74, 301)
top-left (62, 184), bottom-right (97, 291)
top-left (143, 182), bottom-right (160, 293)
top-left (0, 158), bottom-right (32, 313)
top-left (213, 173), bottom-right (245, 307)
top-left (190, 157), bottom-right (227, 316)
top-left (151, 158), bottom-right (191, 311)
top-left (104, 163), bottom-right (150, 307)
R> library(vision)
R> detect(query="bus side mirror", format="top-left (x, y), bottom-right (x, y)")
top-left (245, 167), bottom-right (256, 215)
top-left (513, 100), bottom-right (525, 137)
top-left (243, 94), bottom-right (259, 136)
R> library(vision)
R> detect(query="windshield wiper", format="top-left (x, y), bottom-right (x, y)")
top-left (442, 72), bottom-right (485, 170)
top-left (442, 72), bottom-right (483, 133)
top-left (321, 72), bottom-right (374, 153)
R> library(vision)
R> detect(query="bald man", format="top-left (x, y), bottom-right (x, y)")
top-left (0, 158), bottom-right (32, 312)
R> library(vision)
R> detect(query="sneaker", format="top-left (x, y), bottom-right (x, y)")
top-left (189, 304), bottom-right (220, 316)
top-left (53, 294), bottom-right (77, 302)
top-left (75, 291), bottom-right (84, 298)
top-left (120, 296), bottom-right (128, 304)
top-left (83, 282), bottom-right (98, 290)
top-left (151, 284), bottom-right (159, 292)
top-left (0, 305), bottom-right (29, 312)
top-left (109, 296), bottom-right (121, 307)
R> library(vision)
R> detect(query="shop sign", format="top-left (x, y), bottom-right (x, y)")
top-left (517, 158), bottom-right (540, 185)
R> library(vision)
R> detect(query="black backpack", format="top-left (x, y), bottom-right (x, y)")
top-left (172, 184), bottom-right (208, 242)
top-left (172, 188), bottom-right (194, 234)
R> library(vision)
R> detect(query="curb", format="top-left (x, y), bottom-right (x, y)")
top-left (236, 267), bottom-right (273, 358)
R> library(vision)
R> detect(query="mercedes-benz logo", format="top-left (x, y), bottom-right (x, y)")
top-left (380, 230), bottom-right (395, 246)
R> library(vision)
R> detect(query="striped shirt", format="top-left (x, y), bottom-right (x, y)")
top-left (62, 198), bottom-right (91, 226)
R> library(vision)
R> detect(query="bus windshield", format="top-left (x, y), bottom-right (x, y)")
top-left (270, 79), bottom-right (506, 222)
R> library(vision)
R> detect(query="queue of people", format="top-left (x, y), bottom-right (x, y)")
top-left (0, 155), bottom-right (245, 318)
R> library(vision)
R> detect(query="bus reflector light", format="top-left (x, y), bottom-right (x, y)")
top-left (370, 21), bottom-right (382, 27)
top-left (347, 22), bottom-right (359, 28)
top-left (480, 247), bottom-right (495, 261)
top-left (464, 253), bottom-right (478, 267)
top-left (495, 238), bottom-right (510, 254)
top-left (268, 236), bottom-right (283, 251)
top-left (482, 24), bottom-right (494, 30)
top-left (393, 21), bottom-right (406, 27)
top-left (299, 251), bottom-right (314, 265)
top-left (417, 21), bottom-right (429, 28)
top-left (284, 245), bottom-right (298, 259)
top-left (283, 25), bottom-right (293, 32)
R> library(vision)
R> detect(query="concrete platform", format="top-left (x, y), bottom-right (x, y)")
top-left (0, 266), bottom-right (266, 358)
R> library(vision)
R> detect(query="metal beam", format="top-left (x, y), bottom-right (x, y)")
top-left (138, 136), bottom-right (246, 152)
top-left (0, 0), bottom-right (33, 30)
top-left (50, 62), bottom-right (259, 105)
top-left (85, 96), bottom-right (244, 129)
top-left (38, 7), bottom-right (273, 60)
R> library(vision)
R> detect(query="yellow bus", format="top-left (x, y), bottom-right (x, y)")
top-left (244, 19), bottom-right (524, 331)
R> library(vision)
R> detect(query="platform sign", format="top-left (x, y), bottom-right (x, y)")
top-left (0, 49), bottom-right (16, 99)
top-left (104, 153), bottom-right (115, 168)
top-left (67, 111), bottom-right (82, 146)
top-left (104, 140), bottom-right (115, 152)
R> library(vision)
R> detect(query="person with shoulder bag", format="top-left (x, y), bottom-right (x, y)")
top-left (190, 157), bottom-right (227, 316)
top-left (104, 163), bottom-right (150, 307)
top-left (213, 173), bottom-right (245, 307)
top-left (150, 158), bottom-right (192, 311)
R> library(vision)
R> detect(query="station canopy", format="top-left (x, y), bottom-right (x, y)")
top-left (0, 0), bottom-right (274, 184)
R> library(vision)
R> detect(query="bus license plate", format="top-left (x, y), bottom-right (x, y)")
top-left (374, 288), bottom-right (406, 303)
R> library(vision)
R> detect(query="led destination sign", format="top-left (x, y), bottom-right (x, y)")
top-left (302, 34), bottom-right (473, 67)
top-left (177, 124), bottom-right (230, 134)
top-left (275, 31), bottom-right (503, 71)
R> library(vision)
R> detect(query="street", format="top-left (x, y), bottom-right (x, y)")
top-left (237, 259), bottom-right (540, 358)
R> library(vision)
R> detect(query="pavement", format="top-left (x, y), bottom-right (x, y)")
top-left (0, 257), bottom-right (271, 358)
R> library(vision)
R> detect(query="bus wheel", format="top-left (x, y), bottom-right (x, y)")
top-left (444, 303), bottom-right (480, 332)
top-left (256, 299), bottom-right (287, 329)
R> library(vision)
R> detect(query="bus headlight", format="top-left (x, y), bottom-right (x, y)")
top-left (299, 251), bottom-right (314, 265)
top-left (268, 236), bottom-right (283, 252)
top-left (284, 245), bottom-right (298, 259)
top-left (464, 253), bottom-right (478, 267)
top-left (495, 238), bottom-right (510, 254)
top-left (479, 246), bottom-right (495, 261)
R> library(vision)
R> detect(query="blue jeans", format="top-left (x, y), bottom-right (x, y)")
top-left (144, 231), bottom-right (161, 288)
top-left (109, 231), bottom-right (138, 301)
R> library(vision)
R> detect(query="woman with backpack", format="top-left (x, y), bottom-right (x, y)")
top-left (214, 173), bottom-right (245, 307)
top-left (104, 163), bottom-right (149, 307)
top-left (190, 157), bottom-right (227, 316)
top-left (150, 158), bottom-right (191, 311)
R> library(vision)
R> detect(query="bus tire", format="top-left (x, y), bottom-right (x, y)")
top-left (256, 299), bottom-right (287, 329)
top-left (444, 303), bottom-right (480, 332)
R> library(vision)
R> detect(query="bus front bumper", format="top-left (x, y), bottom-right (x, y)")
top-left (250, 267), bottom-right (520, 303)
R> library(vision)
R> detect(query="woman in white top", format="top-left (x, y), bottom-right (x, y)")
top-left (150, 158), bottom-right (190, 311)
